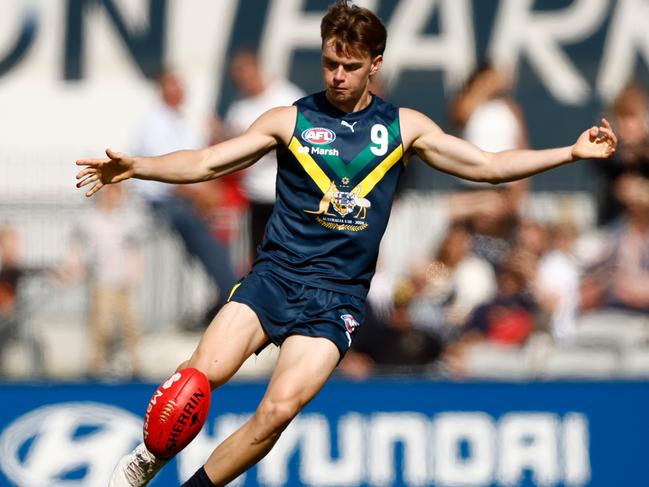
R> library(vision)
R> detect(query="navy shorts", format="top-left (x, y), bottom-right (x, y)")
top-left (228, 269), bottom-right (365, 359)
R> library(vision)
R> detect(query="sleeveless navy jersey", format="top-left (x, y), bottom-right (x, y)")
top-left (253, 91), bottom-right (405, 298)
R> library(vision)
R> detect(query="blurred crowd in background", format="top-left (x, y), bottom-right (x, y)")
top-left (1, 53), bottom-right (649, 382)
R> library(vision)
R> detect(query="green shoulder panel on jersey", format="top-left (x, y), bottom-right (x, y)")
top-left (295, 111), bottom-right (402, 181)
top-left (353, 143), bottom-right (403, 198)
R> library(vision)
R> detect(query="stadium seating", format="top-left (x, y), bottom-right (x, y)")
top-left (461, 342), bottom-right (531, 380)
top-left (538, 348), bottom-right (619, 379)
top-left (619, 348), bottom-right (649, 378)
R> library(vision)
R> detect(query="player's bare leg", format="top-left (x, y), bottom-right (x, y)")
top-left (185, 302), bottom-right (270, 387)
top-left (109, 301), bottom-right (269, 487)
top-left (183, 334), bottom-right (340, 486)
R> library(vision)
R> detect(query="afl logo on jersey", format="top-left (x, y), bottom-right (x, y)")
top-left (301, 127), bottom-right (336, 145)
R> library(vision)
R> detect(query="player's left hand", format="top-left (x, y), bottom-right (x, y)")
top-left (571, 118), bottom-right (617, 161)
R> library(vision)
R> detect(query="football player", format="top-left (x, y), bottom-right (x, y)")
top-left (76, 1), bottom-right (616, 485)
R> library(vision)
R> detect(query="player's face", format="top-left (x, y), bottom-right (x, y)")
top-left (321, 39), bottom-right (382, 106)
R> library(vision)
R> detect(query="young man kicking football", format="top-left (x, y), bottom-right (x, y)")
top-left (75, 2), bottom-right (617, 485)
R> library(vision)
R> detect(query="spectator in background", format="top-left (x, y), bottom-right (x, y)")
top-left (596, 82), bottom-right (649, 225)
top-left (0, 225), bottom-right (26, 370)
top-left (340, 280), bottom-right (444, 379)
top-left (434, 221), bottom-right (497, 327)
top-left (465, 187), bottom-right (519, 269)
top-left (410, 221), bottom-right (496, 334)
top-left (67, 185), bottom-right (143, 377)
top-left (225, 50), bottom-right (305, 261)
top-left (534, 222), bottom-right (581, 342)
top-left (450, 63), bottom-right (528, 153)
top-left (0, 226), bottom-right (23, 305)
top-left (460, 251), bottom-right (538, 346)
top-left (201, 117), bottom-right (250, 275)
top-left (581, 172), bottom-right (649, 313)
top-left (133, 69), bottom-right (235, 317)
top-left (514, 219), bottom-right (550, 260)
top-left (449, 63), bottom-right (530, 270)
top-left (0, 225), bottom-right (43, 376)
top-left (444, 248), bottom-right (538, 379)
top-left (342, 222), bottom-right (496, 379)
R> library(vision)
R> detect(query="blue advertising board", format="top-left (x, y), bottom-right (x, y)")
top-left (0, 379), bottom-right (647, 486)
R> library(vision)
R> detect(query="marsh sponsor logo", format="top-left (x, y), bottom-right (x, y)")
top-left (296, 145), bottom-right (340, 156)
top-left (0, 402), bottom-right (141, 487)
top-left (310, 146), bottom-right (339, 156)
top-left (180, 411), bottom-right (591, 486)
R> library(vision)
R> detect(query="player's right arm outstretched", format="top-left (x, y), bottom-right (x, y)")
top-left (75, 106), bottom-right (295, 197)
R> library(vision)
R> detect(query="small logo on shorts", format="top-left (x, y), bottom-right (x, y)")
top-left (340, 314), bottom-right (360, 334)
top-left (341, 314), bottom-right (360, 348)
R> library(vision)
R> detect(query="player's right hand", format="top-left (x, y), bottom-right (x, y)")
top-left (75, 148), bottom-right (135, 197)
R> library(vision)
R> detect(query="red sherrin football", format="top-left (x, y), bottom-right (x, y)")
top-left (143, 368), bottom-right (211, 459)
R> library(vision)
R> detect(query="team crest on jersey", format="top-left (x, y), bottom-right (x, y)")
top-left (332, 190), bottom-right (356, 216)
top-left (304, 181), bottom-right (371, 231)
top-left (301, 127), bottom-right (336, 145)
top-left (332, 186), bottom-right (371, 219)
top-left (340, 314), bottom-right (360, 333)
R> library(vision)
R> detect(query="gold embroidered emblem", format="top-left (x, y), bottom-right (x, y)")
top-left (305, 183), bottom-right (371, 231)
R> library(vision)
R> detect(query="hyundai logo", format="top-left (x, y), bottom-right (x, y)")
top-left (0, 402), bottom-right (142, 487)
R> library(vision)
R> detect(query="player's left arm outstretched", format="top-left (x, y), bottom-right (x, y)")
top-left (400, 108), bottom-right (617, 183)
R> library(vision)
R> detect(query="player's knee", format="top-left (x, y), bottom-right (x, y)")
top-left (254, 398), bottom-right (301, 438)
top-left (187, 351), bottom-right (229, 390)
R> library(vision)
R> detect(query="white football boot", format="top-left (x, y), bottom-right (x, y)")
top-left (109, 443), bottom-right (167, 487)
